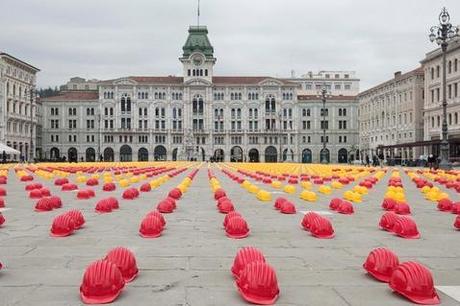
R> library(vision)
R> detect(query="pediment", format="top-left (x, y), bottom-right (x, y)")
top-left (113, 78), bottom-right (137, 85)
top-left (259, 78), bottom-right (283, 87)
top-left (184, 78), bottom-right (212, 86)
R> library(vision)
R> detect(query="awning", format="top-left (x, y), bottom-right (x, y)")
top-left (0, 143), bottom-right (20, 155)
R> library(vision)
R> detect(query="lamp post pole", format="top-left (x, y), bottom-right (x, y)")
top-left (429, 7), bottom-right (459, 170)
top-left (29, 87), bottom-right (35, 163)
top-left (318, 86), bottom-right (330, 164)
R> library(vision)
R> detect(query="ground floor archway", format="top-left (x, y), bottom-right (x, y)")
top-left (248, 148), bottom-right (260, 162)
top-left (172, 148), bottom-right (178, 161)
top-left (68, 147), bottom-right (78, 162)
top-left (154, 145), bottom-right (167, 161)
top-left (230, 146), bottom-right (243, 162)
top-left (120, 145), bottom-right (132, 162)
top-left (85, 148), bottom-right (96, 162)
top-left (50, 147), bottom-right (60, 160)
top-left (265, 146), bottom-right (277, 163)
top-left (103, 147), bottom-right (114, 162)
top-left (338, 148), bottom-right (348, 163)
top-left (138, 147), bottom-right (149, 161)
top-left (320, 148), bottom-right (330, 163)
top-left (282, 148), bottom-right (294, 162)
top-left (302, 149), bottom-right (312, 163)
top-left (213, 149), bottom-right (224, 162)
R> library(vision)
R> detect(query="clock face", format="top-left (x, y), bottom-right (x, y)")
top-left (192, 55), bottom-right (203, 66)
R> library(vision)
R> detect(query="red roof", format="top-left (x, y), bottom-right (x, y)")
top-left (99, 76), bottom-right (296, 86)
top-left (43, 91), bottom-right (99, 102)
top-left (297, 95), bottom-right (357, 101)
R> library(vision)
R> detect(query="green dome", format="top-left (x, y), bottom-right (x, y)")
top-left (182, 26), bottom-right (214, 58)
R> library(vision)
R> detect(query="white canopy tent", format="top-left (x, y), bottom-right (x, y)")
top-left (0, 143), bottom-right (20, 155)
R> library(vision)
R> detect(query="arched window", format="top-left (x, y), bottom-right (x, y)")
top-left (205, 69), bottom-right (208, 76)
top-left (193, 95), bottom-right (204, 114)
top-left (173, 108), bottom-right (177, 119)
top-left (455, 59), bottom-right (458, 72)
top-left (121, 97), bottom-right (126, 112)
top-left (126, 97), bottom-right (131, 112)
top-left (449, 61), bottom-right (452, 74)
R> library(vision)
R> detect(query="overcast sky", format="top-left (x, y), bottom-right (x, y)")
top-left (1, 0), bottom-right (459, 91)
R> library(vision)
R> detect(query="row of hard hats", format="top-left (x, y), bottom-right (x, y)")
top-left (274, 197), bottom-right (297, 214)
top-left (301, 212), bottom-right (335, 239)
top-left (80, 247), bottom-right (139, 304)
top-left (232, 247), bottom-right (279, 305)
top-left (363, 247), bottom-right (440, 304)
top-left (209, 170), bottom-right (250, 239)
top-left (50, 209), bottom-right (85, 237)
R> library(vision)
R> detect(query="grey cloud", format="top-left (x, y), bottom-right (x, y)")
top-left (1, 0), bottom-right (459, 90)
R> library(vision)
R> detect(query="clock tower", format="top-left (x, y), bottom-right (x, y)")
top-left (180, 26), bottom-right (216, 84)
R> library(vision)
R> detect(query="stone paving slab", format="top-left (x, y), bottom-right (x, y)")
top-left (0, 165), bottom-right (459, 305)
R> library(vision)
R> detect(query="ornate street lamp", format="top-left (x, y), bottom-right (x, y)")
top-left (429, 7), bottom-right (459, 170)
top-left (317, 86), bottom-right (331, 164)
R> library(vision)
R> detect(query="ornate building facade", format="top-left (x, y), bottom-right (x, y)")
top-left (41, 25), bottom-right (359, 163)
top-left (0, 52), bottom-right (40, 160)
top-left (358, 68), bottom-right (425, 162)
top-left (421, 37), bottom-right (460, 160)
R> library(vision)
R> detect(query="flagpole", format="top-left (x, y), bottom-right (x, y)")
top-left (197, 0), bottom-right (200, 27)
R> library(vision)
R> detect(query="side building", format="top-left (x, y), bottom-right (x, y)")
top-left (0, 52), bottom-right (40, 160)
top-left (41, 25), bottom-right (359, 163)
top-left (421, 37), bottom-right (460, 161)
top-left (358, 68), bottom-right (425, 164)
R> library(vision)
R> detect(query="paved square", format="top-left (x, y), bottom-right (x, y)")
top-left (0, 163), bottom-right (460, 305)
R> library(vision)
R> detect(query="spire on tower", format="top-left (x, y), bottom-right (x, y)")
top-left (197, 0), bottom-right (201, 27)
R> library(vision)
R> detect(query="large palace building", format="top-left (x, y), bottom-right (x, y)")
top-left (41, 25), bottom-right (359, 163)
top-left (0, 53), bottom-right (40, 160)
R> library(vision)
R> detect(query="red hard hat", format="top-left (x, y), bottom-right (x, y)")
top-left (35, 197), bottom-right (53, 212)
top-left (382, 198), bottom-right (397, 211)
top-left (274, 197), bottom-right (288, 210)
top-left (379, 212), bottom-right (400, 232)
top-left (139, 215), bottom-right (164, 238)
top-left (80, 259), bottom-right (125, 304)
top-left (452, 202), bottom-right (460, 214)
top-left (389, 261), bottom-right (440, 305)
top-left (157, 199), bottom-right (175, 214)
top-left (225, 216), bottom-right (250, 239)
top-left (139, 183), bottom-right (151, 192)
top-left (337, 201), bottom-right (354, 215)
top-left (301, 212), bottom-right (321, 231)
top-left (168, 188), bottom-right (182, 200)
top-left (86, 178), bottom-right (99, 186)
top-left (437, 198), bottom-right (453, 212)
top-left (65, 209), bottom-right (85, 229)
top-left (145, 210), bottom-right (166, 227)
top-left (102, 183), bottom-right (116, 191)
top-left (454, 215), bottom-right (460, 230)
top-left (329, 198), bottom-right (343, 211)
top-left (49, 196), bottom-right (62, 209)
top-left (231, 247), bottom-right (266, 279)
top-left (77, 190), bottom-right (91, 200)
top-left (393, 216), bottom-right (420, 239)
top-left (214, 188), bottom-right (227, 200)
top-left (61, 183), bottom-right (78, 191)
top-left (29, 189), bottom-right (43, 199)
top-left (218, 200), bottom-right (235, 214)
top-left (236, 261), bottom-right (280, 305)
top-left (395, 202), bottom-right (411, 215)
top-left (310, 216), bottom-right (335, 239)
top-left (363, 248), bottom-right (399, 282)
top-left (280, 201), bottom-right (296, 214)
top-left (95, 199), bottom-right (113, 214)
top-left (105, 247), bottom-right (139, 283)
top-left (0, 213), bottom-right (5, 226)
top-left (223, 211), bottom-right (241, 228)
top-left (50, 214), bottom-right (75, 237)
